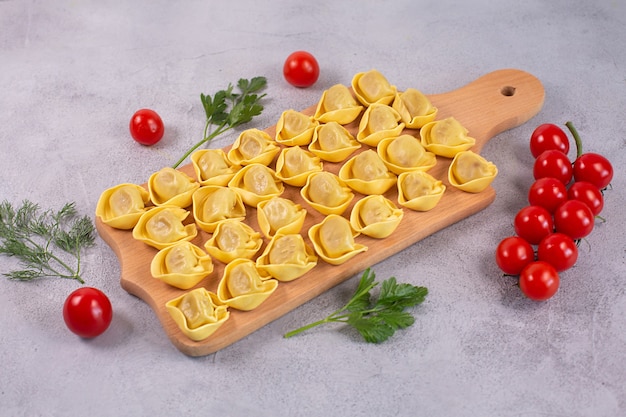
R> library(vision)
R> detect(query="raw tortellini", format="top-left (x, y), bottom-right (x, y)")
top-left (148, 167), bottom-right (200, 207)
top-left (227, 128), bottom-right (280, 166)
top-left (275, 146), bottom-right (323, 187)
top-left (191, 149), bottom-right (240, 186)
top-left (313, 84), bottom-right (363, 125)
top-left (308, 214), bottom-right (367, 265)
top-left (151, 241), bottom-right (214, 289)
top-left (349, 195), bottom-right (404, 239)
top-left (256, 197), bottom-right (307, 238)
top-left (338, 149), bottom-right (397, 195)
top-left (397, 171), bottom-right (446, 211)
top-left (448, 150), bottom-right (498, 193)
top-left (216, 259), bottom-right (278, 311)
top-left (420, 117), bottom-right (476, 158)
top-left (377, 134), bottom-right (437, 175)
top-left (228, 164), bottom-right (284, 207)
top-left (256, 233), bottom-right (318, 282)
top-left (356, 103), bottom-right (405, 147)
top-left (166, 288), bottom-right (230, 341)
top-left (132, 206), bottom-right (197, 250)
top-left (301, 171), bottom-right (354, 216)
top-left (275, 109), bottom-right (318, 146)
top-left (204, 219), bottom-right (263, 264)
top-left (392, 88), bottom-right (438, 129)
top-left (309, 122), bottom-right (361, 163)
top-left (192, 186), bottom-right (246, 233)
top-left (351, 69), bottom-right (397, 107)
top-left (96, 183), bottom-right (150, 229)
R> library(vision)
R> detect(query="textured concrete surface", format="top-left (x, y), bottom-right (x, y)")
top-left (1, 1), bottom-right (625, 416)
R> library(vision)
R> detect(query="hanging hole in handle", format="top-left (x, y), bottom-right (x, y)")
top-left (501, 86), bottom-right (516, 96)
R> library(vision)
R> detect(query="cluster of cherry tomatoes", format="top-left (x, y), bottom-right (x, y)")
top-left (495, 122), bottom-right (613, 301)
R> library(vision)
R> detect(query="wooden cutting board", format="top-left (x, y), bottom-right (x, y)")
top-left (96, 68), bottom-right (544, 356)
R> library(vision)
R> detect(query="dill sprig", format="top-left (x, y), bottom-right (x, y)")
top-left (284, 268), bottom-right (428, 343)
top-left (0, 200), bottom-right (96, 283)
top-left (172, 76), bottom-right (268, 168)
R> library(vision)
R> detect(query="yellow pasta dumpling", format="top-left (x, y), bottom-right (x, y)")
top-left (392, 88), bottom-right (438, 129)
top-left (192, 186), bottom-right (246, 233)
top-left (308, 214), bottom-right (367, 265)
top-left (448, 150), bottom-right (498, 193)
top-left (308, 122), bottom-right (361, 163)
top-left (190, 149), bottom-right (240, 186)
top-left (313, 84), bottom-right (363, 124)
top-left (356, 103), bottom-right (404, 147)
top-left (132, 206), bottom-right (197, 250)
top-left (349, 195), bottom-right (404, 239)
top-left (377, 134), bottom-right (437, 175)
top-left (216, 259), bottom-right (278, 311)
top-left (96, 183), bottom-right (150, 230)
top-left (148, 167), bottom-right (200, 207)
top-left (227, 128), bottom-right (280, 166)
top-left (275, 146), bottom-right (323, 187)
top-left (397, 171), bottom-right (446, 211)
top-left (338, 149), bottom-right (397, 195)
top-left (351, 69), bottom-right (397, 107)
top-left (228, 164), bottom-right (284, 207)
top-left (275, 109), bottom-right (318, 146)
top-left (165, 288), bottom-right (230, 341)
top-left (301, 171), bottom-right (354, 216)
top-left (420, 117), bottom-right (476, 158)
top-left (151, 241), bottom-right (214, 290)
top-left (256, 233), bottom-right (318, 282)
top-left (204, 219), bottom-right (263, 264)
top-left (256, 197), bottom-right (307, 238)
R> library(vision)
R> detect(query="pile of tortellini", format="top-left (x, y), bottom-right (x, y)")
top-left (96, 69), bottom-right (497, 342)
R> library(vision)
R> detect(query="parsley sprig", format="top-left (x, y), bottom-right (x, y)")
top-left (0, 200), bottom-right (96, 283)
top-left (284, 268), bottom-right (428, 343)
top-left (172, 76), bottom-right (268, 168)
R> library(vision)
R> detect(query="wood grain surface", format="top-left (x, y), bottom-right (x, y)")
top-left (96, 68), bottom-right (545, 356)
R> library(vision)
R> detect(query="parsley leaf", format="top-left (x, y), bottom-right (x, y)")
top-left (284, 268), bottom-right (428, 343)
top-left (172, 76), bottom-right (268, 168)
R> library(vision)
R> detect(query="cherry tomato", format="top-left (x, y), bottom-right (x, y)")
top-left (567, 181), bottom-right (604, 216)
top-left (63, 287), bottom-right (113, 338)
top-left (537, 233), bottom-right (578, 272)
top-left (519, 261), bottom-right (560, 301)
top-left (495, 236), bottom-right (535, 275)
top-left (514, 205), bottom-right (554, 245)
top-left (283, 51), bottom-right (320, 88)
top-left (527, 177), bottom-right (568, 213)
top-left (533, 150), bottom-right (573, 185)
top-left (130, 109), bottom-right (164, 146)
top-left (529, 123), bottom-right (570, 158)
top-left (553, 200), bottom-right (594, 240)
top-left (572, 152), bottom-right (613, 189)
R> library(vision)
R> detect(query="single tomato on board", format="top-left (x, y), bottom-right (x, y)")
top-left (63, 287), bottom-right (113, 338)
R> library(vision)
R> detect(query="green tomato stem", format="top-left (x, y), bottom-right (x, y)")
top-left (565, 121), bottom-right (584, 158)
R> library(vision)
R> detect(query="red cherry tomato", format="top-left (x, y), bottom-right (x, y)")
top-left (283, 51), bottom-right (320, 88)
top-left (553, 200), bottom-right (594, 240)
top-left (519, 261), bottom-right (560, 301)
top-left (130, 109), bottom-right (164, 146)
top-left (63, 287), bottom-right (113, 338)
top-left (533, 150), bottom-right (573, 185)
top-left (528, 177), bottom-right (568, 213)
top-left (495, 236), bottom-right (535, 275)
top-left (529, 123), bottom-right (570, 158)
top-left (567, 181), bottom-right (604, 216)
top-left (572, 152), bottom-right (613, 189)
top-left (514, 205), bottom-right (554, 245)
top-left (537, 233), bottom-right (578, 272)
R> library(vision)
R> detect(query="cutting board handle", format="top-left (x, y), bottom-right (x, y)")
top-left (428, 68), bottom-right (545, 151)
